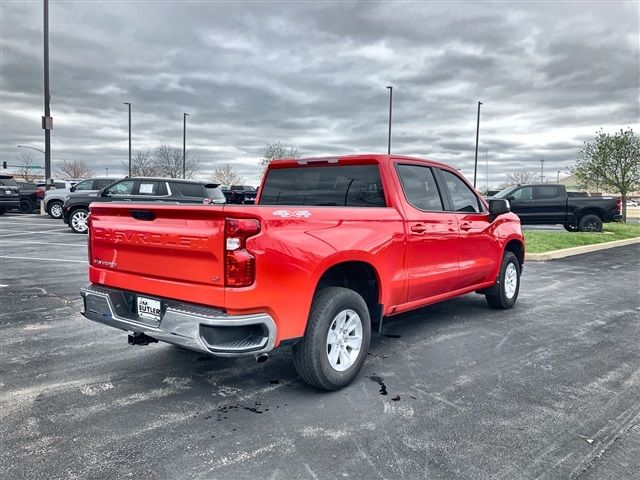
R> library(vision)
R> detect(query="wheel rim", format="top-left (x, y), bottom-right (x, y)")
top-left (504, 263), bottom-right (518, 299)
top-left (583, 218), bottom-right (599, 232)
top-left (71, 211), bottom-right (88, 232)
top-left (20, 201), bottom-right (31, 213)
top-left (50, 203), bottom-right (62, 218)
top-left (326, 309), bottom-right (363, 372)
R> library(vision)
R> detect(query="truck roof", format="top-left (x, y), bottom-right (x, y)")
top-left (268, 154), bottom-right (453, 170)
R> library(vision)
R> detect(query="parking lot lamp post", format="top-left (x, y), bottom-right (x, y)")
top-left (43, 0), bottom-right (52, 190)
top-left (183, 112), bottom-right (189, 179)
top-left (473, 101), bottom-right (482, 188)
top-left (386, 86), bottom-right (393, 155)
top-left (557, 170), bottom-right (561, 184)
top-left (124, 103), bottom-right (131, 176)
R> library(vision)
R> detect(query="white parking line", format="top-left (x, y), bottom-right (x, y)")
top-left (0, 240), bottom-right (87, 247)
top-left (0, 255), bottom-right (87, 264)
top-left (0, 229), bottom-right (74, 237)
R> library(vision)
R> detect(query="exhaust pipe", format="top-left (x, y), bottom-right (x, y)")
top-left (255, 353), bottom-right (269, 363)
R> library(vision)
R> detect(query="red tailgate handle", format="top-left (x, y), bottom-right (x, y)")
top-left (460, 222), bottom-right (472, 231)
top-left (410, 224), bottom-right (427, 234)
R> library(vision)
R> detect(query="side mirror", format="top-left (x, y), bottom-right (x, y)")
top-left (489, 198), bottom-right (510, 217)
top-left (70, 185), bottom-right (76, 192)
top-left (100, 188), bottom-right (110, 197)
top-left (505, 195), bottom-right (515, 201)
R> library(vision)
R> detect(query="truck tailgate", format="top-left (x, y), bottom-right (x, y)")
top-left (89, 203), bottom-right (227, 305)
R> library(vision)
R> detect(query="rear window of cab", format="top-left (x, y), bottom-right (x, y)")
top-left (259, 165), bottom-right (386, 207)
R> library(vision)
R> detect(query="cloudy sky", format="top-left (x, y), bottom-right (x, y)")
top-left (1, 0), bottom-right (638, 187)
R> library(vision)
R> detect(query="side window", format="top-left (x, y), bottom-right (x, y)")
top-left (440, 170), bottom-right (482, 213)
top-left (535, 186), bottom-right (560, 199)
top-left (396, 164), bottom-right (443, 211)
top-left (174, 183), bottom-right (205, 197)
top-left (74, 180), bottom-right (94, 191)
top-left (95, 179), bottom-right (113, 189)
top-left (136, 181), bottom-right (166, 196)
top-left (512, 186), bottom-right (533, 200)
top-left (106, 180), bottom-right (135, 195)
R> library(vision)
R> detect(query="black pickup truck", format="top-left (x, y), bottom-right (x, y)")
top-left (491, 184), bottom-right (622, 232)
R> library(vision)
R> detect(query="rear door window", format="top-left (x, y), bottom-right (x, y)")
top-left (135, 181), bottom-right (167, 196)
top-left (396, 164), bottom-right (444, 211)
top-left (260, 165), bottom-right (386, 207)
top-left (534, 186), bottom-right (561, 199)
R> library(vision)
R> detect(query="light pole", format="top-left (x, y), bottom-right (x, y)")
top-left (43, 0), bottom-right (52, 188)
top-left (124, 102), bottom-right (131, 176)
top-left (473, 101), bottom-right (483, 188)
top-left (556, 170), bottom-right (561, 184)
top-left (17, 145), bottom-right (45, 155)
top-left (540, 156), bottom-right (545, 183)
top-left (182, 113), bottom-right (189, 179)
top-left (386, 86), bottom-right (393, 155)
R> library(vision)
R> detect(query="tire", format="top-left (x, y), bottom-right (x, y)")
top-left (47, 201), bottom-right (64, 219)
top-left (293, 287), bottom-right (371, 391)
top-left (69, 208), bottom-right (89, 234)
top-left (19, 199), bottom-right (34, 214)
top-left (563, 223), bottom-right (578, 232)
top-left (578, 214), bottom-right (602, 233)
top-left (486, 251), bottom-right (520, 309)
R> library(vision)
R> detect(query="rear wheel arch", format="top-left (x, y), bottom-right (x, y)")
top-left (314, 260), bottom-right (382, 326)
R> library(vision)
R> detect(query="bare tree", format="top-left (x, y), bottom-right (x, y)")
top-left (507, 170), bottom-right (538, 185)
top-left (153, 143), bottom-right (200, 179)
top-left (16, 152), bottom-right (41, 182)
top-left (260, 142), bottom-right (300, 174)
top-left (211, 163), bottom-right (245, 186)
top-left (56, 159), bottom-right (94, 179)
top-left (121, 150), bottom-right (158, 177)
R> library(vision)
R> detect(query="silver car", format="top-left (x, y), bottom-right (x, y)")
top-left (44, 177), bottom-right (114, 219)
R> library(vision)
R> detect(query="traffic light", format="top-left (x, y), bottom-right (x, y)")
top-left (2, 161), bottom-right (6, 169)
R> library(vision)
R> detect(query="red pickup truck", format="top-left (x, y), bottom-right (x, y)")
top-left (81, 154), bottom-right (524, 390)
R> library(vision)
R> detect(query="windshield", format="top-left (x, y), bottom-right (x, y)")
top-left (493, 185), bottom-right (520, 198)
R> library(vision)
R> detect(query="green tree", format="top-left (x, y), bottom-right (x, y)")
top-left (260, 142), bottom-right (300, 174)
top-left (572, 128), bottom-right (640, 221)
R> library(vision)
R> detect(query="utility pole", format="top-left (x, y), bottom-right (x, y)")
top-left (124, 102), bottom-right (131, 176)
top-left (556, 170), bottom-right (561, 184)
top-left (386, 86), bottom-right (393, 154)
top-left (182, 112), bottom-right (189, 179)
top-left (42, 0), bottom-right (52, 189)
top-left (540, 156), bottom-right (545, 183)
top-left (473, 101), bottom-right (483, 188)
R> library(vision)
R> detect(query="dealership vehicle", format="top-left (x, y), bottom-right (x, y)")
top-left (16, 181), bottom-right (69, 214)
top-left (0, 175), bottom-right (20, 214)
top-left (44, 177), bottom-right (114, 219)
top-left (228, 185), bottom-right (258, 204)
top-left (81, 154), bottom-right (524, 390)
top-left (491, 184), bottom-right (622, 232)
top-left (63, 177), bottom-right (226, 233)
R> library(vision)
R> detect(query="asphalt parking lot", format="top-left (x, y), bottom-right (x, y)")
top-left (1, 212), bottom-right (639, 480)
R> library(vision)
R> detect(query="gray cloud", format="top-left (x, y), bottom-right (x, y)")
top-left (1, 0), bottom-right (638, 187)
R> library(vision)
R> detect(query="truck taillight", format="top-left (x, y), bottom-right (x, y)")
top-left (616, 197), bottom-right (622, 214)
top-left (225, 218), bottom-right (260, 287)
top-left (87, 213), bottom-right (92, 264)
top-left (35, 187), bottom-right (46, 198)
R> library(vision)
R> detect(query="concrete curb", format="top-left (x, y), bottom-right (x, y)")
top-left (526, 236), bottom-right (640, 262)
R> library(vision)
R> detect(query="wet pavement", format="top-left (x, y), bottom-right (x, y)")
top-left (1, 212), bottom-right (639, 479)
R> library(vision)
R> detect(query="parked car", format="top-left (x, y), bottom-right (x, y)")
top-left (80, 154), bottom-right (524, 390)
top-left (0, 174), bottom-right (20, 214)
top-left (44, 177), bottom-right (115, 219)
top-left (227, 185), bottom-right (257, 204)
top-left (16, 180), bottom-right (70, 213)
top-left (626, 199), bottom-right (638, 207)
top-left (63, 177), bottom-right (226, 233)
top-left (491, 184), bottom-right (622, 232)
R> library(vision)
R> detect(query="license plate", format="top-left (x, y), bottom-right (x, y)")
top-left (137, 296), bottom-right (161, 321)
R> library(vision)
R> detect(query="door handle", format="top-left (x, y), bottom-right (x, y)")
top-left (460, 222), bottom-right (472, 231)
top-left (410, 224), bottom-right (427, 234)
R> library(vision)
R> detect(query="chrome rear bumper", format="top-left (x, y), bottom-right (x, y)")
top-left (80, 285), bottom-right (276, 356)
